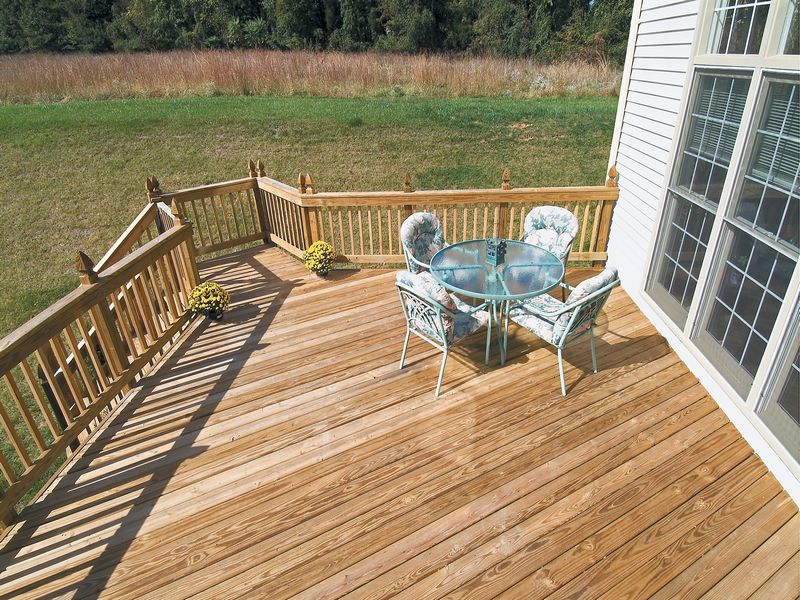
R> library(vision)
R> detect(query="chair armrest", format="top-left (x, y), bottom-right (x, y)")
top-left (461, 301), bottom-right (489, 316)
top-left (396, 282), bottom-right (458, 319)
top-left (406, 252), bottom-right (432, 271)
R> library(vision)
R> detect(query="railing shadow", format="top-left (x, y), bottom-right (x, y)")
top-left (0, 247), bottom-right (297, 599)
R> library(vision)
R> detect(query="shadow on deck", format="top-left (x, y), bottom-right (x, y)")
top-left (0, 246), bottom-right (797, 599)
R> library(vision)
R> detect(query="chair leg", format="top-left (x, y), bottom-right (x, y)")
top-left (485, 309), bottom-right (492, 366)
top-left (399, 328), bottom-right (411, 370)
top-left (590, 327), bottom-right (598, 373)
top-left (557, 347), bottom-right (567, 396)
top-left (435, 349), bottom-right (449, 397)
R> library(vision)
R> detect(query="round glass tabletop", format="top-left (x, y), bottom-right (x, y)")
top-left (429, 239), bottom-right (565, 301)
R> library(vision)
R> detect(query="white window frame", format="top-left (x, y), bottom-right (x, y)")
top-left (639, 0), bottom-right (800, 479)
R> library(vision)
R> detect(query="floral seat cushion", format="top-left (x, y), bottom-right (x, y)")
top-left (396, 270), bottom-right (489, 343)
top-left (509, 265), bottom-right (618, 344)
top-left (400, 212), bottom-right (446, 273)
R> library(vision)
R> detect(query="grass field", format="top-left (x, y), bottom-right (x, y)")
top-left (0, 94), bottom-right (616, 337)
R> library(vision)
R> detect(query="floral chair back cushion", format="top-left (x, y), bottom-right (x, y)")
top-left (524, 229), bottom-right (571, 261)
top-left (523, 206), bottom-right (579, 262)
top-left (400, 212), bottom-right (446, 273)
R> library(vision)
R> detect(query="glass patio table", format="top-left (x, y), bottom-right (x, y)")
top-left (430, 239), bottom-right (565, 365)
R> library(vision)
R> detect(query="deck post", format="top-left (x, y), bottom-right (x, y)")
top-left (594, 164), bottom-right (618, 266)
top-left (298, 173), bottom-right (318, 248)
top-left (76, 251), bottom-right (130, 389)
top-left (249, 160), bottom-right (271, 244)
top-left (498, 169), bottom-right (511, 238)
top-left (146, 177), bottom-right (165, 233)
top-left (402, 173), bottom-right (414, 222)
top-left (171, 201), bottom-right (201, 287)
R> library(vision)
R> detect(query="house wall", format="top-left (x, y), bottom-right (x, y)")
top-left (606, 0), bottom-right (800, 505)
top-left (608, 0), bottom-right (700, 291)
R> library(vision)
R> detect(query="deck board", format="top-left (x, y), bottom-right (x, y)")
top-left (0, 245), bottom-right (796, 599)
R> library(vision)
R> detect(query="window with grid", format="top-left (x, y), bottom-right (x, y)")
top-left (736, 81), bottom-right (799, 250)
top-left (649, 74), bottom-right (750, 325)
top-left (697, 78), bottom-right (800, 395)
top-left (709, 0), bottom-right (772, 54)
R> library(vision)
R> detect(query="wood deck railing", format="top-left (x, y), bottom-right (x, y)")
top-left (0, 159), bottom-right (618, 532)
top-left (0, 209), bottom-right (198, 529)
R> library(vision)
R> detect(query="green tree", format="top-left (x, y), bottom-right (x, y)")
top-left (275, 0), bottom-right (326, 48)
top-left (63, 0), bottom-right (115, 51)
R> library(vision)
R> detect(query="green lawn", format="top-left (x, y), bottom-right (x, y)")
top-left (0, 95), bottom-right (616, 338)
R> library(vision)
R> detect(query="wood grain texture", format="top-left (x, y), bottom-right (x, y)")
top-left (0, 247), bottom-right (794, 599)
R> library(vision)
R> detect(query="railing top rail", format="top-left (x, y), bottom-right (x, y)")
top-left (159, 177), bottom-right (257, 202)
top-left (257, 176), bottom-right (303, 200)
top-left (0, 224), bottom-right (193, 370)
top-left (295, 184), bottom-right (619, 207)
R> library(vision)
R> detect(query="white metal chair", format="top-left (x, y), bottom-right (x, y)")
top-left (521, 206), bottom-right (580, 267)
top-left (396, 270), bottom-right (489, 397)
top-left (400, 212), bottom-right (446, 273)
top-left (507, 266), bottom-right (620, 396)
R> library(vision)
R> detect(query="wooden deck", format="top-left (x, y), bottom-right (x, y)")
top-left (0, 245), bottom-right (797, 599)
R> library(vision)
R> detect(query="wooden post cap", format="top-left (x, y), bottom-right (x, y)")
top-left (501, 168), bottom-right (511, 190)
top-left (606, 163), bottom-right (618, 187)
top-left (305, 173), bottom-right (315, 194)
top-left (248, 159), bottom-right (257, 178)
top-left (75, 251), bottom-right (97, 284)
top-left (146, 176), bottom-right (162, 200)
top-left (298, 172), bottom-right (307, 193)
top-left (403, 173), bottom-right (413, 193)
top-left (256, 160), bottom-right (266, 177)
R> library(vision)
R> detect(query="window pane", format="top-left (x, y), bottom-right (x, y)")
top-left (655, 195), bottom-right (715, 312)
top-left (703, 227), bottom-right (796, 385)
top-left (735, 81), bottom-right (800, 251)
top-left (678, 75), bottom-right (750, 207)
top-left (783, 0), bottom-right (800, 55)
top-left (710, 0), bottom-right (771, 54)
top-left (777, 349), bottom-right (800, 425)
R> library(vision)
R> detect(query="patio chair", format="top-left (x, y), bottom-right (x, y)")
top-left (400, 212), bottom-right (446, 273)
top-left (521, 206), bottom-right (580, 300)
top-left (507, 266), bottom-right (619, 396)
top-left (396, 270), bottom-right (490, 397)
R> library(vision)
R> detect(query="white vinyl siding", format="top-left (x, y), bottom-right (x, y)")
top-left (609, 0), bottom-right (699, 291)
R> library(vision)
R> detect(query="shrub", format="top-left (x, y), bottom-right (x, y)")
top-left (188, 281), bottom-right (231, 315)
top-left (303, 241), bottom-right (336, 276)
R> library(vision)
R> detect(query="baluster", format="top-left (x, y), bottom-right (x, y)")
top-left (62, 324), bottom-right (98, 403)
top-left (19, 359), bottom-right (62, 436)
top-left (3, 373), bottom-right (46, 454)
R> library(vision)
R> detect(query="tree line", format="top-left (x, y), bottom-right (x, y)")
top-left (0, 0), bottom-right (632, 63)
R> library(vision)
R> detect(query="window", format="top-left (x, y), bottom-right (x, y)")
top-left (643, 0), bottom-right (799, 466)
top-left (696, 78), bottom-right (799, 396)
top-left (648, 73), bottom-right (750, 326)
top-left (710, 0), bottom-right (771, 54)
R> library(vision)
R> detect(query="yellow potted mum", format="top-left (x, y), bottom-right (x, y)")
top-left (188, 281), bottom-right (230, 321)
top-left (303, 241), bottom-right (335, 277)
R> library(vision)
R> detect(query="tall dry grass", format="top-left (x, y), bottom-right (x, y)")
top-left (0, 50), bottom-right (621, 103)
